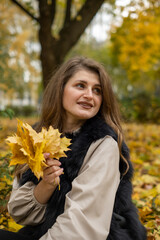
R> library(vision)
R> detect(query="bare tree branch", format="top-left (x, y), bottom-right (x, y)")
top-left (10, 0), bottom-right (39, 23)
top-left (57, 0), bottom-right (105, 60)
top-left (39, 0), bottom-right (56, 27)
top-left (50, 0), bottom-right (56, 24)
top-left (9, 0), bottom-right (106, 87)
top-left (64, 0), bottom-right (72, 26)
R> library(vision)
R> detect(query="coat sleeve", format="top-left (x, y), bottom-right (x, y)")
top-left (7, 178), bottom-right (47, 225)
top-left (40, 136), bottom-right (120, 240)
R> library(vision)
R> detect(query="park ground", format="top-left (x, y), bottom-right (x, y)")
top-left (0, 117), bottom-right (160, 239)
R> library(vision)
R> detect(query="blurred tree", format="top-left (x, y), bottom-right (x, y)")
top-left (0, 1), bottom-right (40, 107)
top-left (0, 3), bottom-right (23, 99)
top-left (10, 0), bottom-right (108, 88)
top-left (110, 0), bottom-right (160, 95)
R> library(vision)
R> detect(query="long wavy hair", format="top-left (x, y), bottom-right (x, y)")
top-left (16, 56), bottom-right (129, 177)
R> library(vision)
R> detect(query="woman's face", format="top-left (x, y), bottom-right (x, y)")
top-left (62, 69), bottom-right (102, 125)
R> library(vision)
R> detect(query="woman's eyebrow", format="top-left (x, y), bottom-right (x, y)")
top-left (75, 80), bottom-right (101, 87)
top-left (75, 80), bottom-right (86, 83)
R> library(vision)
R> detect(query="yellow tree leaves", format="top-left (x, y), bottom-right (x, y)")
top-left (6, 120), bottom-right (71, 179)
top-left (0, 1), bottom-right (40, 107)
top-left (115, 13), bottom-right (160, 72)
top-left (110, 2), bottom-right (160, 92)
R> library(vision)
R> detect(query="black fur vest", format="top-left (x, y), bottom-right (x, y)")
top-left (19, 116), bottom-right (147, 240)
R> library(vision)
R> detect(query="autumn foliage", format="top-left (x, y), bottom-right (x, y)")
top-left (6, 119), bottom-right (71, 180)
top-left (123, 123), bottom-right (160, 239)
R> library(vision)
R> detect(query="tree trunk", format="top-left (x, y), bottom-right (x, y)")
top-left (38, 0), bottom-right (105, 88)
top-left (10, 0), bottom-right (105, 89)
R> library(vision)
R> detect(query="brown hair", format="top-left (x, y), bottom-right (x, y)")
top-left (16, 56), bottom-right (129, 177)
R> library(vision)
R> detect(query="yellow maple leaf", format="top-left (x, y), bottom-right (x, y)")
top-left (52, 136), bottom-right (71, 159)
top-left (6, 119), bottom-right (71, 180)
top-left (41, 127), bottom-right (61, 155)
top-left (7, 218), bottom-right (22, 232)
top-left (154, 195), bottom-right (160, 211)
top-left (139, 206), bottom-right (152, 219)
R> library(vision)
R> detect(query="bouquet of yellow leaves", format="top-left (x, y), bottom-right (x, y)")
top-left (6, 119), bottom-right (71, 180)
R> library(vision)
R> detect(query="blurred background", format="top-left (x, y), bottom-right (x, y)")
top-left (0, 0), bottom-right (160, 238)
top-left (0, 0), bottom-right (160, 122)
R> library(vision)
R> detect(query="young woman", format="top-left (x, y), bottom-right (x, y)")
top-left (0, 56), bottom-right (146, 240)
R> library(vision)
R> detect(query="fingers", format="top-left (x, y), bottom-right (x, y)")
top-left (42, 153), bottom-right (63, 187)
top-left (43, 156), bottom-right (63, 176)
top-left (46, 159), bottom-right (61, 167)
top-left (43, 168), bottom-right (64, 184)
top-left (43, 153), bottom-right (61, 166)
top-left (44, 165), bottom-right (62, 175)
top-left (43, 153), bottom-right (50, 159)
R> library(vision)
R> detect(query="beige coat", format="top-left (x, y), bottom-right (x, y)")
top-left (8, 136), bottom-right (120, 240)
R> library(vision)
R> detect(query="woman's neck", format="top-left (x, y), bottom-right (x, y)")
top-left (62, 118), bottom-right (85, 133)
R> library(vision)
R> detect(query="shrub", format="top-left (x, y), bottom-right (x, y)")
top-left (120, 93), bottom-right (160, 123)
top-left (6, 105), bottom-right (38, 117)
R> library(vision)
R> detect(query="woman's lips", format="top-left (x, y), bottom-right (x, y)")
top-left (77, 102), bottom-right (93, 109)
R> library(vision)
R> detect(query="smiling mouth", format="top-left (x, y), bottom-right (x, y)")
top-left (78, 102), bottom-right (93, 109)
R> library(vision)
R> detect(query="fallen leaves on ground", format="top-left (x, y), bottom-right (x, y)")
top-left (0, 119), bottom-right (160, 238)
top-left (123, 123), bottom-right (160, 239)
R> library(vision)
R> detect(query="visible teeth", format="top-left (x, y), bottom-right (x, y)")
top-left (79, 103), bottom-right (92, 108)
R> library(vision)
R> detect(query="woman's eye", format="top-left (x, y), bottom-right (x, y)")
top-left (93, 88), bottom-right (101, 95)
top-left (76, 83), bottom-right (84, 88)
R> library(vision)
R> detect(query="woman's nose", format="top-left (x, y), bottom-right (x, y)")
top-left (83, 88), bottom-right (93, 99)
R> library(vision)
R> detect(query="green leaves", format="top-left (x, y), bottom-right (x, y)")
top-left (0, 109), bottom-right (15, 119)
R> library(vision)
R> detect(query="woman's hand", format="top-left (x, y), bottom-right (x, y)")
top-left (42, 153), bottom-right (64, 188)
top-left (34, 153), bottom-right (64, 204)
